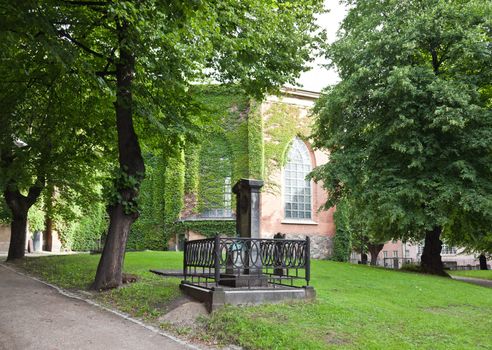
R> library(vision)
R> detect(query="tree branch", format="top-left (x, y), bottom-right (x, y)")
top-left (430, 44), bottom-right (440, 75)
top-left (58, 30), bottom-right (113, 63)
top-left (26, 175), bottom-right (45, 207)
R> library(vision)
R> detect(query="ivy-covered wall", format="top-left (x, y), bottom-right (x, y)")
top-left (126, 86), bottom-right (318, 249)
top-left (263, 102), bottom-right (312, 192)
top-left (169, 85), bottom-right (262, 239)
top-left (198, 135), bottom-right (233, 214)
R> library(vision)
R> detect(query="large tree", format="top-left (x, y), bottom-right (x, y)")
top-left (0, 2), bottom-right (114, 260)
top-left (38, 0), bottom-right (325, 289)
top-left (312, 0), bottom-right (492, 275)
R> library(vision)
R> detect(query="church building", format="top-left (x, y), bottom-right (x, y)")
top-left (168, 85), bottom-right (335, 259)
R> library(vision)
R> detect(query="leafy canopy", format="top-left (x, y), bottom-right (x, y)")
top-left (312, 0), bottom-right (492, 242)
top-left (0, 1), bottom-right (115, 217)
top-left (45, 0), bottom-right (326, 156)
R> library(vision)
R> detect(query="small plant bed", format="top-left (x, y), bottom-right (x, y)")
top-left (449, 270), bottom-right (492, 281)
top-left (12, 252), bottom-right (492, 349)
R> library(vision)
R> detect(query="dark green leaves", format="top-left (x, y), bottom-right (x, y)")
top-left (312, 0), bottom-right (492, 241)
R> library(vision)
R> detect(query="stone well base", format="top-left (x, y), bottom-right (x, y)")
top-left (179, 281), bottom-right (315, 312)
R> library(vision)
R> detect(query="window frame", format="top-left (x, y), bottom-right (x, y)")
top-left (282, 137), bottom-right (313, 221)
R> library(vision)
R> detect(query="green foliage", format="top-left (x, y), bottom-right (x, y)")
top-left (176, 220), bottom-right (236, 238)
top-left (70, 203), bottom-right (108, 252)
top-left (247, 100), bottom-right (265, 180)
top-left (3, 0), bottom-right (325, 256)
top-left (164, 152), bottom-right (185, 227)
top-left (184, 146), bottom-right (200, 194)
top-left (127, 153), bottom-right (167, 251)
top-left (0, 2), bottom-right (115, 255)
top-left (331, 202), bottom-right (352, 262)
top-left (191, 84), bottom-right (252, 183)
top-left (312, 0), bottom-right (492, 242)
top-left (0, 194), bottom-right (10, 224)
top-left (198, 136), bottom-right (232, 213)
top-left (105, 168), bottom-right (145, 215)
top-left (126, 150), bottom-right (185, 251)
top-left (27, 202), bottom-right (45, 233)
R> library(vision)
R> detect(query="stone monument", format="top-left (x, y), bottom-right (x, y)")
top-left (232, 178), bottom-right (264, 239)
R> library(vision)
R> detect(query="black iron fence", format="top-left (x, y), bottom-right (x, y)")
top-left (183, 236), bottom-right (310, 289)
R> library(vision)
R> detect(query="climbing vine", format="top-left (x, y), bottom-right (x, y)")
top-left (247, 100), bottom-right (264, 179)
top-left (105, 167), bottom-right (145, 215)
top-left (184, 146), bottom-right (200, 194)
top-left (162, 150), bottom-right (185, 242)
top-left (0, 194), bottom-right (10, 225)
top-left (70, 203), bottom-right (108, 251)
top-left (127, 152), bottom-right (168, 250)
top-left (197, 135), bottom-right (232, 214)
top-left (174, 220), bottom-right (236, 238)
top-left (263, 102), bottom-right (312, 192)
top-left (173, 85), bottom-right (257, 237)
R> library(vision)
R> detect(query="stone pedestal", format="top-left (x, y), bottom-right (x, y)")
top-left (232, 179), bottom-right (264, 238)
top-left (232, 179), bottom-right (264, 275)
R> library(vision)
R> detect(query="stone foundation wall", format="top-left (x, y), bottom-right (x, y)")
top-left (263, 232), bottom-right (332, 259)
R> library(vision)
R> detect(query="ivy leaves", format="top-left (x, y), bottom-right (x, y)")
top-left (105, 167), bottom-right (145, 215)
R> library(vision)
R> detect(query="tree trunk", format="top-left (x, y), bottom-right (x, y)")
top-left (4, 183), bottom-right (44, 261)
top-left (92, 19), bottom-right (145, 290)
top-left (368, 243), bottom-right (384, 266)
top-left (43, 185), bottom-right (54, 251)
top-left (44, 216), bottom-right (53, 251)
top-left (479, 254), bottom-right (488, 270)
top-left (420, 227), bottom-right (447, 276)
top-left (7, 208), bottom-right (29, 261)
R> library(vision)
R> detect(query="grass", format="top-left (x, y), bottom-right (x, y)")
top-left (449, 269), bottom-right (492, 281)
top-left (11, 252), bottom-right (492, 349)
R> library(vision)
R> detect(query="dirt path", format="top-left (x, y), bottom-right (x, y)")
top-left (451, 275), bottom-right (492, 289)
top-left (0, 264), bottom-right (197, 350)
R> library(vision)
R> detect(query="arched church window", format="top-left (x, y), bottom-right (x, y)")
top-left (284, 137), bottom-right (312, 220)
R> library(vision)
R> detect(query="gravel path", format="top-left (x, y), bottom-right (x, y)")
top-left (451, 275), bottom-right (492, 289)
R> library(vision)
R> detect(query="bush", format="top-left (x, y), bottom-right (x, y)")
top-left (400, 263), bottom-right (422, 273)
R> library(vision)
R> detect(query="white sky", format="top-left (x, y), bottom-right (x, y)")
top-left (296, 1), bottom-right (347, 92)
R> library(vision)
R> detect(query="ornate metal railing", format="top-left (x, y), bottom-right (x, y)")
top-left (183, 236), bottom-right (310, 289)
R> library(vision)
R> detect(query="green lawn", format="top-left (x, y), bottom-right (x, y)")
top-left (449, 269), bottom-right (492, 281)
top-left (12, 252), bottom-right (492, 349)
